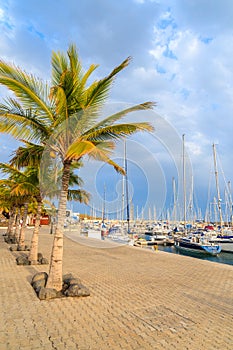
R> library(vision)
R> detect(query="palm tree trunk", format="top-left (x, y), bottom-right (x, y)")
top-left (18, 202), bottom-right (29, 249)
top-left (7, 207), bottom-right (16, 239)
top-left (14, 211), bottom-right (21, 243)
top-left (46, 161), bottom-right (71, 291)
top-left (28, 199), bottom-right (42, 264)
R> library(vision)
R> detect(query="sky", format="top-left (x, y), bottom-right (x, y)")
top-left (0, 0), bottom-right (233, 221)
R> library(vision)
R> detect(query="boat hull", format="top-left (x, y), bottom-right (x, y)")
top-left (134, 239), bottom-right (158, 247)
top-left (209, 240), bottom-right (233, 253)
top-left (174, 240), bottom-right (221, 256)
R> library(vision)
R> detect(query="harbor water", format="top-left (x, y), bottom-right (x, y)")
top-left (158, 244), bottom-right (233, 266)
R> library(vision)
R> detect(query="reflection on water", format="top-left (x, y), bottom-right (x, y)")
top-left (159, 245), bottom-right (233, 266)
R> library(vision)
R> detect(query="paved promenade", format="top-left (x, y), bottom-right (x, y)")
top-left (0, 226), bottom-right (233, 350)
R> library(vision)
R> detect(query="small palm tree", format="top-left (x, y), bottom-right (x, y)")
top-left (8, 149), bottom-right (90, 262)
top-left (0, 163), bottom-right (41, 251)
top-left (0, 184), bottom-right (18, 239)
top-left (0, 44), bottom-right (154, 291)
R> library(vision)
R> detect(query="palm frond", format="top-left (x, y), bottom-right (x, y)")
top-left (67, 44), bottom-right (82, 81)
top-left (10, 142), bottom-right (44, 168)
top-left (82, 57), bottom-right (131, 111)
top-left (0, 162), bottom-right (28, 179)
top-left (89, 102), bottom-right (155, 130)
top-left (83, 122), bottom-right (154, 142)
top-left (50, 85), bottom-right (68, 120)
top-left (69, 173), bottom-right (84, 187)
top-left (0, 98), bottom-right (51, 141)
top-left (67, 189), bottom-right (90, 204)
top-left (87, 147), bottom-right (125, 175)
top-left (70, 160), bottom-right (84, 170)
top-left (67, 108), bottom-right (99, 137)
top-left (65, 140), bottom-right (96, 161)
top-left (51, 50), bottom-right (69, 86)
top-left (78, 64), bottom-right (99, 93)
top-left (10, 182), bottom-right (38, 197)
top-left (90, 141), bottom-right (115, 157)
top-left (0, 61), bottom-right (54, 121)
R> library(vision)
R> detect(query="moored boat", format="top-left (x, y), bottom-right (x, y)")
top-left (203, 228), bottom-right (233, 253)
top-left (208, 235), bottom-right (233, 253)
top-left (134, 237), bottom-right (158, 248)
top-left (174, 233), bottom-right (221, 256)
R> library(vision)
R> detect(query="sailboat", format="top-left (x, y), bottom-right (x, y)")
top-left (174, 232), bottom-right (222, 255)
top-left (107, 140), bottom-right (130, 244)
top-left (207, 144), bottom-right (233, 253)
top-left (86, 184), bottom-right (108, 240)
top-left (174, 137), bottom-right (221, 256)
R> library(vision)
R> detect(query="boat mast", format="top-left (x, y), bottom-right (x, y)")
top-left (182, 134), bottom-right (187, 231)
top-left (121, 142), bottom-right (125, 224)
top-left (212, 143), bottom-right (223, 232)
top-left (213, 197), bottom-right (218, 223)
top-left (153, 205), bottom-right (156, 222)
top-left (148, 207), bottom-right (151, 223)
top-left (224, 188), bottom-right (228, 225)
top-left (141, 206), bottom-right (144, 222)
top-left (102, 183), bottom-right (106, 224)
top-left (172, 177), bottom-right (177, 225)
top-left (189, 175), bottom-right (194, 226)
top-left (124, 140), bottom-right (130, 233)
top-left (228, 180), bottom-right (233, 226)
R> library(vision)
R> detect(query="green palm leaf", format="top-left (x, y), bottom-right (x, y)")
top-left (82, 57), bottom-right (131, 111)
top-left (66, 140), bottom-right (96, 160)
top-left (67, 189), bottom-right (90, 204)
top-left (0, 98), bottom-right (51, 141)
top-left (0, 61), bottom-right (54, 121)
top-left (10, 142), bottom-right (45, 168)
top-left (84, 122), bottom-right (154, 142)
top-left (89, 102), bottom-right (156, 130)
top-left (87, 147), bottom-right (125, 174)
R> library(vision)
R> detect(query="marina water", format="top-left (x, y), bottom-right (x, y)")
top-left (159, 244), bottom-right (233, 266)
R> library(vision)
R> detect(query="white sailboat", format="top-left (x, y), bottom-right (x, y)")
top-left (174, 137), bottom-right (221, 255)
top-left (207, 144), bottom-right (233, 253)
top-left (107, 140), bottom-right (130, 244)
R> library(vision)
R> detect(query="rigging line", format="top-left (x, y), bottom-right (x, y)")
top-left (205, 156), bottom-right (214, 221)
top-left (213, 143), bottom-right (223, 229)
top-left (216, 150), bottom-right (232, 198)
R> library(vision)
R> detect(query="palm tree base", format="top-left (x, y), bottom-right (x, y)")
top-left (4, 235), bottom-right (17, 244)
top-left (15, 252), bottom-right (48, 265)
top-left (31, 272), bottom-right (90, 300)
top-left (29, 260), bottom-right (38, 265)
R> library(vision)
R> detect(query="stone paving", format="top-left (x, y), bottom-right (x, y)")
top-left (0, 226), bottom-right (233, 350)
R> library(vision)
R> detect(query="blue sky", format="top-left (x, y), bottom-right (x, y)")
top-left (0, 0), bottom-right (233, 221)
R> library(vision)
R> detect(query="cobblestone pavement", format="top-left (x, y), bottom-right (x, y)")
top-left (0, 227), bottom-right (233, 350)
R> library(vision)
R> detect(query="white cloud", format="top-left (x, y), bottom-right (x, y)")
top-left (0, 7), bottom-right (4, 20)
top-left (0, 0), bottom-right (233, 214)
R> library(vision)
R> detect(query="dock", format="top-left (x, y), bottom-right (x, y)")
top-left (0, 226), bottom-right (232, 349)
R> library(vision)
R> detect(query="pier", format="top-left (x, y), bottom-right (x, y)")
top-left (0, 226), bottom-right (232, 349)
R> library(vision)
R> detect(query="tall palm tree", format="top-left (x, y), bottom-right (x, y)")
top-left (0, 44), bottom-right (154, 290)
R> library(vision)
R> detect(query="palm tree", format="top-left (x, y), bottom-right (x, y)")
top-left (0, 184), bottom-right (18, 239)
top-left (0, 44), bottom-right (154, 291)
top-left (10, 144), bottom-right (90, 261)
top-left (0, 163), bottom-right (41, 250)
top-left (66, 162), bottom-right (90, 203)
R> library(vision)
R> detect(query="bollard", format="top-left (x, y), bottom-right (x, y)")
top-left (152, 244), bottom-right (158, 252)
